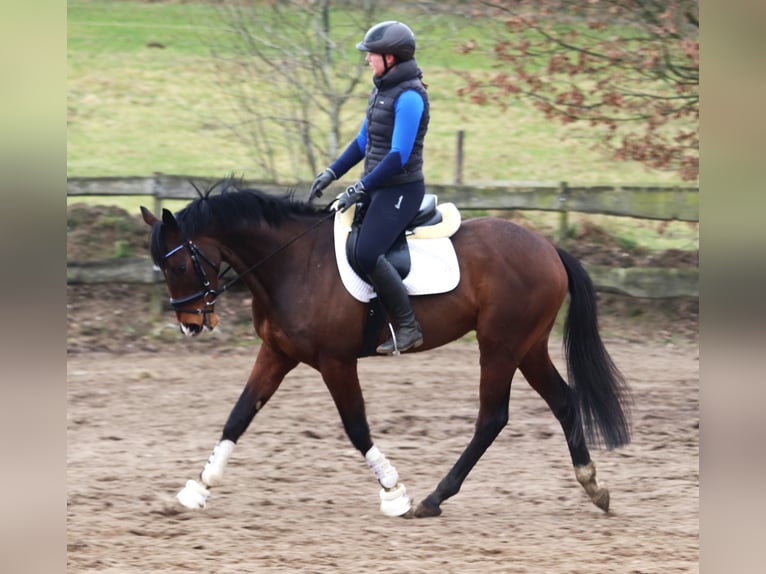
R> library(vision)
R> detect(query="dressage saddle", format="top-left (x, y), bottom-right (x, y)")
top-left (345, 193), bottom-right (443, 280)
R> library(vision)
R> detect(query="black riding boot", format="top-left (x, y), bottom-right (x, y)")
top-left (367, 255), bottom-right (424, 355)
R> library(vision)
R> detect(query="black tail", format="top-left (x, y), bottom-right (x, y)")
top-left (557, 247), bottom-right (632, 449)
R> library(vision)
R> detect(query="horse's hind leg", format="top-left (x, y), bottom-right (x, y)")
top-left (519, 340), bottom-right (610, 512)
top-left (176, 344), bottom-right (298, 510)
top-left (413, 351), bottom-right (516, 518)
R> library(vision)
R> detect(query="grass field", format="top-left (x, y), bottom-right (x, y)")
top-left (67, 0), bottom-right (697, 252)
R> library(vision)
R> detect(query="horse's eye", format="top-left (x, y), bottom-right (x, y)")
top-left (171, 263), bottom-right (187, 275)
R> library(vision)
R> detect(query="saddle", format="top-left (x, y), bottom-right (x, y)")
top-left (342, 193), bottom-right (460, 280)
top-left (334, 194), bottom-right (461, 358)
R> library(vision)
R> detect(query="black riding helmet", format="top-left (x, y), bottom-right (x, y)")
top-left (356, 21), bottom-right (416, 62)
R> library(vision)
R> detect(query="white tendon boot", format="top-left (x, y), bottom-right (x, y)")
top-left (201, 439), bottom-right (235, 487)
top-left (177, 440), bottom-right (235, 510)
top-left (365, 445), bottom-right (412, 517)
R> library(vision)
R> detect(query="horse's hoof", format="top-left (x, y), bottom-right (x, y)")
top-left (574, 462), bottom-right (610, 513)
top-left (412, 499), bottom-right (442, 518)
top-left (592, 488), bottom-right (610, 512)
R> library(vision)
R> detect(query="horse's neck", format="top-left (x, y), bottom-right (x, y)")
top-left (221, 223), bottom-right (333, 304)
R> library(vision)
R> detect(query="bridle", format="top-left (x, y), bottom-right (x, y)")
top-left (162, 240), bottom-right (221, 317)
top-left (161, 210), bottom-right (336, 318)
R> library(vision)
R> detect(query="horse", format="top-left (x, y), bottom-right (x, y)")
top-left (140, 178), bottom-right (631, 518)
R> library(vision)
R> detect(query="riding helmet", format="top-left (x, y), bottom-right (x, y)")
top-left (356, 21), bottom-right (416, 61)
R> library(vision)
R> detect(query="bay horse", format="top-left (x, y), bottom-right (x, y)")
top-left (140, 178), bottom-right (631, 518)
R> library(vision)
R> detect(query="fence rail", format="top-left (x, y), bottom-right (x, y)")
top-left (67, 175), bottom-right (699, 221)
top-left (66, 258), bottom-right (698, 299)
top-left (67, 175), bottom-right (699, 298)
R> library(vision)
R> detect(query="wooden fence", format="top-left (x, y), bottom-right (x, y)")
top-left (67, 174), bottom-right (698, 221)
top-left (67, 175), bottom-right (699, 298)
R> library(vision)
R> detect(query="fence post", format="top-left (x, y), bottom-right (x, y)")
top-left (557, 181), bottom-right (569, 246)
top-left (455, 130), bottom-right (464, 184)
top-left (152, 172), bottom-right (163, 220)
top-left (150, 173), bottom-right (164, 319)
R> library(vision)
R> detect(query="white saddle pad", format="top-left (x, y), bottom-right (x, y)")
top-left (333, 207), bottom-right (461, 303)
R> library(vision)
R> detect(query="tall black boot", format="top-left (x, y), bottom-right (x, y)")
top-left (367, 255), bottom-right (424, 355)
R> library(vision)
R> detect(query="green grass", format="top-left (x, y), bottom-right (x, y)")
top-left (67, 0), bottom-right (697, 252)
top-left (68, 1), bottom-right (687, 182)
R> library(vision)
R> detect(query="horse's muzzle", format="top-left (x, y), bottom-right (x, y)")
top-left (176, 310), bottom-right (219, 336)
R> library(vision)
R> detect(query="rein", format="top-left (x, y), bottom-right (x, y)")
top-left (163, 210), bottom-right (336, 315)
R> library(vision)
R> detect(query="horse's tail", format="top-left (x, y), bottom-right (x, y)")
top-left (557, 247), bottom-right (632, 449)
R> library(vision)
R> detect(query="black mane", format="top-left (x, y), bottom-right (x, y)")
top-left (149, 178), bottom-right (323, 263)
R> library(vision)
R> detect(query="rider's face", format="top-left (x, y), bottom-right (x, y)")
top-left (365, 52), bottom-right (392, 76)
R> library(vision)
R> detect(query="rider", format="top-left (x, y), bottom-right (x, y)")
top-left (309, 20), bottom-right (430, 355)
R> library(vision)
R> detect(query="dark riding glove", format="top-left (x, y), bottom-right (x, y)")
top-left (308, 168), bottom-right (336, 201)
top-left (335, 181), bottom-right (367, 213)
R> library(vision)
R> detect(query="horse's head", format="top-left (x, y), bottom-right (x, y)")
top-left (141, 206), bottom-right (221, 335)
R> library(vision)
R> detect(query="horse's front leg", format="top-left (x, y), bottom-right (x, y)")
top-left (320, 359), bottom-right (412, 517)
top-left (177, 344), bottom-right (298, 510)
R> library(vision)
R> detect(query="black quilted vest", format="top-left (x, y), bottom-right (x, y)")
top-left (364, 59), bottom-right (430, 185)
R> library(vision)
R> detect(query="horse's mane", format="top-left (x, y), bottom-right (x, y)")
top-left (149, 177), bottom-right (323, 262)
top-left (179, 177), bottom-right (321, 234)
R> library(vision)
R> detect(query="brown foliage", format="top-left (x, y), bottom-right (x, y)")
top-left (459, 0), bottom-right (699, 180)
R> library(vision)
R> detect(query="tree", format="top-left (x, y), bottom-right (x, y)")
top-left (208, 0), bottom-right (380, 180)
top-left (207, 1), bottom-right (462, 182)
top-left (458, 0), bottom-right (699, 180)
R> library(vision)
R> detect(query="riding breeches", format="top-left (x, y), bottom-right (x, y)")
top-left (354, 181), bottom-right (425, 276)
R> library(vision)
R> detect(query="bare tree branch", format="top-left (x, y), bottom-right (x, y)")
top-left (206, 1), bottom-right (379, 180)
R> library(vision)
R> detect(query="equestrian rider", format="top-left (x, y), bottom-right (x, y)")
top-left (309, 20), bottom-right (429, 355)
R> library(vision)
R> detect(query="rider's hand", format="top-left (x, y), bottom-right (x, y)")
top-left (308, 168), bottom-right (336, 202)
top-left (335, 181), bottom-right (367, 213)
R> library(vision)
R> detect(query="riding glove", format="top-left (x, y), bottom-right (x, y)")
top-left (308, 168), bottom-right (336, 201)
top-left (335, 181), bottom-right (367, 212)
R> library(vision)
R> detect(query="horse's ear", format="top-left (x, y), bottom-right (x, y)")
top-left (140, 206), bottom-right (158, 226)
top-left (161, 208), bottom-right (180, 233)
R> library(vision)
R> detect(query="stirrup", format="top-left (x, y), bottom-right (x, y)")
top-left (376, 324), bottom-right (423, 355)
